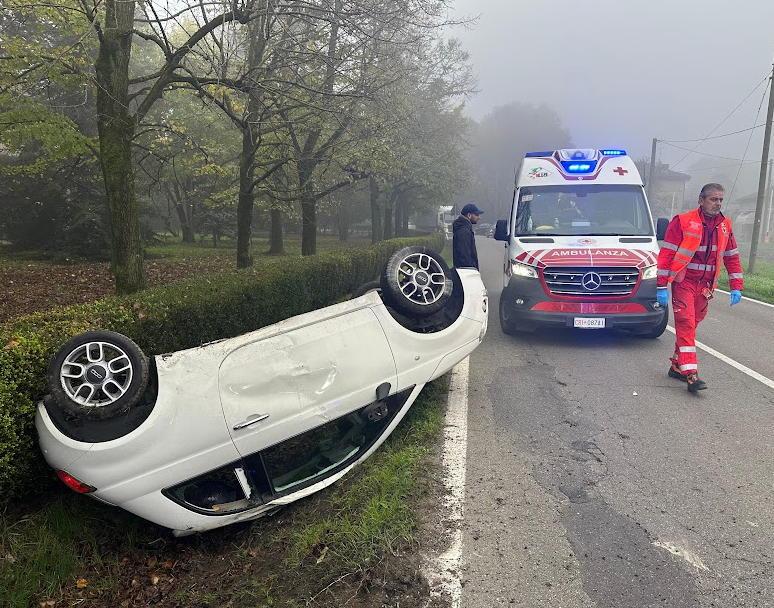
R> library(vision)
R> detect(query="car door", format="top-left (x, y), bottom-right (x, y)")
top-left (218, 307), bottom-right (397, 462)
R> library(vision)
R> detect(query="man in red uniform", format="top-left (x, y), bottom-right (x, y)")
top-left (656, 183), bottom-right (744, 393)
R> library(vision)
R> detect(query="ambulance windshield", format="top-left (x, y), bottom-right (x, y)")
top-left (514, 185), bottom-right (653, 237)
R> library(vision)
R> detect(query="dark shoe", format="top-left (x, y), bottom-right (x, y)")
top-left (668, 367), bottom-right (687, 382)
top-left (686, 374), bottom-right (707, 393)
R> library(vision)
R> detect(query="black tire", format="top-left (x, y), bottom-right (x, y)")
top-left (635, 308), bottom-right (669, 339)
top-left (380, 246), bottom-right (453, 318)
top-left (352, 280), bottom-right (382, 298)
top-left (47, 330), bottom-right (149, 420)
top-left (499, 294), bottom-right (518, 335)
top-left (499, 294), bottom-right (534, 335)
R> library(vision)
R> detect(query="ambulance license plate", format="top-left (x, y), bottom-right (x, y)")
top-left (573, 317), bottom-right (605, 329)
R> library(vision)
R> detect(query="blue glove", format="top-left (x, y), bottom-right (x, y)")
top-left (656, 287), bottom-right (669, 308)
top-left (730, 290), bottom-right (742, 306)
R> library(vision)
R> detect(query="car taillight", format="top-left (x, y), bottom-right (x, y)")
top-left (56, 470), bottom-right (96, 494)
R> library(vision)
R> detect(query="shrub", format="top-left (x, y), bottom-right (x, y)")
top-left (0, 235), bottom-right (444, 503)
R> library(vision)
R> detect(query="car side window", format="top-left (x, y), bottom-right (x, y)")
top-left (247, 387), bottom-right (416, 496)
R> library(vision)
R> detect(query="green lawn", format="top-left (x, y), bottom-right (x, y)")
top-left (145, 234), bottom-right (373, 260)
top-left (718, 262), bottom-right (774, 304)
top-left (0, 234), bottom-right (381, 323)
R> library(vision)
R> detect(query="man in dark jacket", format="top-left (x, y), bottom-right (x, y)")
top-left (452, 203), bottom-right (483, 269)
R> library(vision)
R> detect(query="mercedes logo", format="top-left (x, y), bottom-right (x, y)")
top-left (582, 272), bottom-right (602, 291)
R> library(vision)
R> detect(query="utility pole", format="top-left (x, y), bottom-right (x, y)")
top-left (748, 63), bottom-right (774, 274)
top-left (646, 137), bottom-right (658, 203)
top-left (766, 159), bottom-right (773, 243)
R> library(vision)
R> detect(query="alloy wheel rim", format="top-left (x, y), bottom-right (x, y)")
top-left (396, 253), bottom-right (447, 306)
top-left (60, 341), bottom-right (133, 408)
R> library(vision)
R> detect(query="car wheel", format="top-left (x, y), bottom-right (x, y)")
top-left (380, 247), bottom-right (453, 318)
top-left (352, 280), bottom-right (382, 298)
top-left (636, 308), bottom-right (669, 339)
top-left (47, 330), bottom-right (149, 420)
top-left (499, 294), bottom-right (533, 335)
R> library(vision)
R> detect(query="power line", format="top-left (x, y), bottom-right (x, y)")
top-left (659, 141), bottom-right (754, 162)
top-left (680, 160), bottom-right (760, 172)
top-left (729, 83), bottom-right (769, 200)
top-left (661, 124), bottom-right (765, 144)
top-left (671, 73), bottom-right (770, 168)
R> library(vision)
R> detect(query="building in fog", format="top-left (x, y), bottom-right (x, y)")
top-left (638, 161), bottom-right (691, 218)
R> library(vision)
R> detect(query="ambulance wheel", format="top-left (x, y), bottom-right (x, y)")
top-left (380, 247), bottom-right (453, 318)
top-left (636, 309), bottom-right (669, 339)
top-left (499, 295), bottom-right (533, 335)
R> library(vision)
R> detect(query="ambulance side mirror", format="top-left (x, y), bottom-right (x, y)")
top-left (656, 218), bottom-right (669, 241)
top-left (494, 219), bottom-right (509, 242)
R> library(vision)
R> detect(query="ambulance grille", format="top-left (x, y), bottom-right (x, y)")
top-left (542, 266), bottom-right (639, 297)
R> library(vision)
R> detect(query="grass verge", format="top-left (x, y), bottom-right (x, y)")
top-left (718, 263), bottom-right (774, 304)
top-left (0, 377), bottom-right (448, 608)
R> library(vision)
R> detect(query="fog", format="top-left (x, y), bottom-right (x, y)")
top-left (451, 0), bottom-right (774, 208)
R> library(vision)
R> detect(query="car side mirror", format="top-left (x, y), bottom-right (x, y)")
top-left (494, 219), bottom-right (509, 242)
top-left (656, 217), bottom-right (669, 241)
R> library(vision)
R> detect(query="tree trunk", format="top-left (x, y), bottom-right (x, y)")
top-left (175, 203), bottom-right (195, 243)
top-left (396, 192), bottom-right (409, 236)
top-left (95, 0), bottom-right (144, 294)
top-left (298, 160), bottom-right (318, 255)
top-left (301, 192), bottom-right (317, 255)
top-left (269, 208), bottom-right (284, 254)
top-left (401, 197), bottom-right (410, 235)
top-left (236, 125), bottom-right (256, 268)
top-left (235, 14), bottom-right (269, 268)
top-left (338, 202), bottom-right (350, 241)
top-left (370, 176), bottom-right (382, 243)
top-left (383, 198), bottom-right (393, 240)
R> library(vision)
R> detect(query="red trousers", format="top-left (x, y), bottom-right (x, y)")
top-left (670, 280), bottom-right (711, 375)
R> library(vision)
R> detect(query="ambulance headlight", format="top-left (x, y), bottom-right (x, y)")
top-left (511, 261), bottom-right (538, 279)
top-left (642, 265), bottom-right (658, 280)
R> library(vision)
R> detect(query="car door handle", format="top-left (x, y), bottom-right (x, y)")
top-left (233, 414), bottom-right (270, 430)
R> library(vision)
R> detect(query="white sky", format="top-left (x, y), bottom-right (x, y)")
top-left (449, 0), bottom-right (774, 192)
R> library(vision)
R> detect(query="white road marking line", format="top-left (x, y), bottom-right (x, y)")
top-left (715, 288), bottom-right (774, 309)
top-left (666, 326), bottom-right (774, 390)
top-left (426, 357), bottom-right (469, 608)
top-left (653, 540), bottom-right (710, 571)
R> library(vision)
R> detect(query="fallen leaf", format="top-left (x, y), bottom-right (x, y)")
top-left (150, 574), bottom-right (160, 586)
top-left (146, 556), bottom-right (158, 568)
top-left (75, 578), bottom-right (88, 589)
top-left (161, 560), bottom-right (174, 569)
top-left (3, 339), bottom-right (20, 350)
top-left (316, 545), bottom-right (329, 564)
top-left (39, 601), bottom-right (56, 607)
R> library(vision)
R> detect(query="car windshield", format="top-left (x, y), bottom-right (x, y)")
top-left (514, 185), bottom-right (653, 236)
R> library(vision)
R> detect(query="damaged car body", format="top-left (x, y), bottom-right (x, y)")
top-left (35, 247), bottom-right (488, 535)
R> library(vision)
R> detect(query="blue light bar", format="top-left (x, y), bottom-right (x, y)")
top-left (600, 149), bottom-right (627, 156)
top-left (560, 160), bottom-right (598, 174)
top-left (525, 151), bottom-right (554, 158)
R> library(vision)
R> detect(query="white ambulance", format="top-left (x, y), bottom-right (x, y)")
top-left (494, 148), bottom-right (669, 337)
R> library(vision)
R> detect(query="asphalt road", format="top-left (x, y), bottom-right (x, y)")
top-left (460, 237), bottom-right (774, 608)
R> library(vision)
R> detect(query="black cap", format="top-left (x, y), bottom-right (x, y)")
top-left (461, 203), bottom-right (484, 215)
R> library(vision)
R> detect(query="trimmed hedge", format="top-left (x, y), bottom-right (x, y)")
top-left (0, 235), bottom-right (444, 503)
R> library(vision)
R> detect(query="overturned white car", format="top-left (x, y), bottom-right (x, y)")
top-left (36, 247), bottom-right (487, 535)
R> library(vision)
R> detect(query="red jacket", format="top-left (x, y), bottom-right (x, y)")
top-left (657, 209), bottom-right (744, 291)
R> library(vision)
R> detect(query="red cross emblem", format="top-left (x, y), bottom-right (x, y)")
top-left (613, 167), bottom-right (628, 176)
